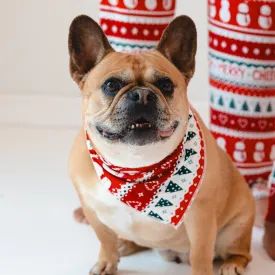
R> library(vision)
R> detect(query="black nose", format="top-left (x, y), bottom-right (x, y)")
top-left (127, 88), bottom-right (157, 105)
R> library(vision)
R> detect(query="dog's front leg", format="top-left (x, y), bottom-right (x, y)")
top-left (81, 202), bottom-right (119, 275)
top-left (184, 206), bottom-right (216, 275)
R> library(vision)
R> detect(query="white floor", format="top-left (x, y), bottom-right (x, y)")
top-left (1, 126), bottom-right (274, 275)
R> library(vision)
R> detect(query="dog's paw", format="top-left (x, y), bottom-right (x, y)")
top-left (219, 263), bottom-right (244, 275)
top-left (90, 260), bottom-right (118, 275)
top-left (118, 239), bottom-right (147, 257)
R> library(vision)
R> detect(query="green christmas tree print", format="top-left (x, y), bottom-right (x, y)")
top-left (148, 211), bottom-right (163, 221)
top-left (267, 103), bottom-right (272, 112)
top-left (218, 96), bottom-right (224, 106)
top-left (184, 148), bottom-right (197, 161)
top-left (175, 165), bottom-right (192, 176)
top-left (255, 102), bottom-right (261, 112)
top-left (155, 198), bottom-right (173, 207)
top-left (229, 99), bottom-right (236, 109)
top-left (186, 131), bottom-right (196, 142)
top-left (242, 101), bottom-right (249, 111)
top-left (165, 181), bottom-right (183, 193)
top-left (210, 94), bottom-right (214, 103)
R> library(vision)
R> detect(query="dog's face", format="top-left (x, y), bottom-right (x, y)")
top-left (69, 15), bottom-right (197, 165)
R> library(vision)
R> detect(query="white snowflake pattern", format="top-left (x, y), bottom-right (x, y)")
top-left (112, 25), bottom-right (118, 33)
top-left (132, 27), bottom-right (138, 35)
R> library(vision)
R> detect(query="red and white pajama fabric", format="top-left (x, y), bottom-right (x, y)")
top-left (208, 0), bottom-right (275, 195)
top-left (99, 0), bottom-right (176, 53)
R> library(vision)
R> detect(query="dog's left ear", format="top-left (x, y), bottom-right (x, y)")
top-left (68, 15), bottom-right (114, 86)
top-left (156, 15), bottom-right (197, 81)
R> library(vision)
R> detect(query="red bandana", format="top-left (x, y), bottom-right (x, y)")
top-left (86, 108), bottom-right (205, 228)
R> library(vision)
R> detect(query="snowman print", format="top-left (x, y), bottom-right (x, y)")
top-left (209, 0), bottom-right (217, 18)
top-left (145, 0), bottom-right (157, 10)
top-left (219, 0), bottom-right (231, 23)
top-left (163, 0), bottom-right (173, 10)
top-left (258, 5), bottom-right (273, 29)
top-left (233, 141), bottom-right (247, 162)
top-left (236, 3), bottom-right (251, 27)
top-left (253, 142), bottom-right (265, 162)
top-left (123, 0), bottom-right (138, 9)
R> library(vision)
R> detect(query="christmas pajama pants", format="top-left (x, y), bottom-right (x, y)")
top-left (208, 0), bottom-right (275, 222)
top-left (99, 0), bottom-right (275, 222)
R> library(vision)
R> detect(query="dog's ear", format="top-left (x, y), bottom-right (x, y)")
top-left (68, 15), bottom-right (113, 85)
top-left (156, 15), bottom-right (197, 81)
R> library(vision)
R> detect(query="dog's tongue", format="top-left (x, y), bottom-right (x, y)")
top-left (158, 128), bottom-right (174, 138)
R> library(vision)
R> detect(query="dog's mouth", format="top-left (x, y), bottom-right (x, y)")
top-left (127, 118), bottom-right (153, 130)
top-left (96, 118), bottom-right (179, 141)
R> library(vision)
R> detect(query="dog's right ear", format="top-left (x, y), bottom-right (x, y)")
top-left (68, 15), bottom-right (113, 86)
top-left (156, 15), bottom-right (197, 82)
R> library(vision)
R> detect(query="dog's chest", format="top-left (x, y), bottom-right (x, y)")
top-left (79, 181), bottom-right (180, 246)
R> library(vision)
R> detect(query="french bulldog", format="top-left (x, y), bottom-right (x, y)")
top-left (68, 15), bottom-right (255, 275)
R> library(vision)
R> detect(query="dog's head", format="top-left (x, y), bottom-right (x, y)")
top-left (68, 15), bottom-right (197, 167)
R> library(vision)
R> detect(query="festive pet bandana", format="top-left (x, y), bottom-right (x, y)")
top-left (86, 108), bottom-right (205, 228)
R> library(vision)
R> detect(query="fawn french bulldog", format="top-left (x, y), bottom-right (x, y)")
top-left (68, 15), bottom-right (255, 275)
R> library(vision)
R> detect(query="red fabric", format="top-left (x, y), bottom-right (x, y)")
top-left (100, 20), bottom-right (167, 41)
top-left (210, 1), bottom-right (275, 32)
top-left (208, 0), bottom-right (275, 185)
top-left (211, 109), bottom-right (275, 132)
top-left (89, 136), bottom-right (182, 188)
top-left (100, 0), bottom-right (176, 11)
top-left (209, 31), bottom-right (275, 61)
top-left (99, 0), bottom-right (176, 53)
top-left (87, 132), bottom-right (183, 212)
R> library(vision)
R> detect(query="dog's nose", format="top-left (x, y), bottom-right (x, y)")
top-left (127, 88), bottom-right (157, 105)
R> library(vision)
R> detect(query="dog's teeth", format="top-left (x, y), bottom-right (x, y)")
top-left (149, 124), bottom-right (152, 128)
top-left (136, 124), bottom-right (139, 128)
top-left (131, 125), bottom-right (135, 129)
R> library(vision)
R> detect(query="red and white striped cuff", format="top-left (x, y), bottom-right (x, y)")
top-left (99, 0), bottom-right (176, 53)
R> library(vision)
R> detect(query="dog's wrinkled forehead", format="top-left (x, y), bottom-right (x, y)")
top-left (69, 15), bottom-right (197, 89)
top-left (84, 51), bottom-right (183, 89)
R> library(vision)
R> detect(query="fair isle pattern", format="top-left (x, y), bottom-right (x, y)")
top-left (99, 0), bottom-right (175, 53)
top-left (208, 0), bottom-right (275, 187)
top-left (86, 108), bottom-right (205, 228)
top-left (209, 33), bottom-right (275, 61)
top-left (210, 86), bottom-right (275, 118)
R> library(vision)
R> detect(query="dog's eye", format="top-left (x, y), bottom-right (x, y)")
top-left (154, 77), bottom-right (174, 95)
top-left (102, 78), bottom-right (122, 95)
